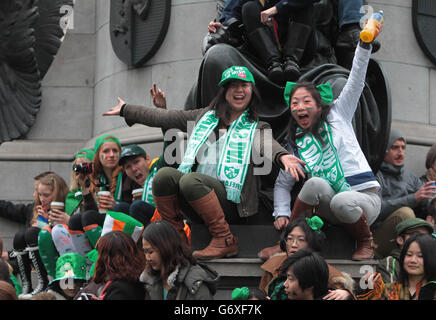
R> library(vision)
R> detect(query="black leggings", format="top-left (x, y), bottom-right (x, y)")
top-left (241, 1), bottom-right (314, 40)
top-left (13, 227), bottom-right (40, 251)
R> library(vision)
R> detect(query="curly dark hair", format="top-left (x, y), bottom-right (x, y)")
top-left (93, 231), bottom-right (145, 284)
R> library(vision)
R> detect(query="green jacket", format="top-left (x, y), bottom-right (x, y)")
top-left (377, 248), bottom-right (401, 284)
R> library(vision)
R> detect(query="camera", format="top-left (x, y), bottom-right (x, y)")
top-left (72, 162), bottom-right (93, 174)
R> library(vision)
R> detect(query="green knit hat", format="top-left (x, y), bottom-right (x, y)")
top-left (94, 134), bottom-right (121, 153)
top-left (396, 218), bottom-right (434, 236)
top-left (51, 253), bottom-right (87, 284)
top-left (218, 66), bottom-right (255, 87)
top-left (74, 148), bottom-right (95, 161)
top-left (232, 287), bottom-right (250, 300)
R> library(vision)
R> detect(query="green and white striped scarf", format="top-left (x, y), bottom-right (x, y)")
top-left (296, 121), bottom-right (351, 194)
top-left (98, 171), bottom-right (123, 203)
top-left (178, 110), bottom-right (258, 203)
top-left (141, 166), bottom-right (157, 206)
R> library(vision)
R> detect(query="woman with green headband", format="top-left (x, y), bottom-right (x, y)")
top-left (67, 136), bottom-right (124, 251)
top-left (104, 66), bottom-right (304, 260)
top-left (262, 23), bottom-right (384, 262)
top-left (260, 216), bottom-right (355, 300)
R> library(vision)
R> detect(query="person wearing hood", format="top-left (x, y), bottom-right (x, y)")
top-left (374, 128), bottom-right (436, 258)
top-left (141, 220), bottom-right (219, 300)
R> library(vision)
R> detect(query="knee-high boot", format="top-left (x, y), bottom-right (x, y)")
top-left (19, 246), bottom-right (49, 300)
top-left (153, 194), bottom-right (189, 246)
top-left (289, 197), bottom-right (314, 223)
top-left (282, 21), bottom-right (312, 81)
top-left (343, 214), bottom-right (374, 261)
top-left (189, 190), bottom-right (238, 260)
top-left (13, 250), bottom-right (32, 296)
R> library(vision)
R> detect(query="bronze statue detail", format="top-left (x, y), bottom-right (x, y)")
top-left (110, 0), bottom-right (171, 67)
top-left (0, 0), bottom-right (73, 144)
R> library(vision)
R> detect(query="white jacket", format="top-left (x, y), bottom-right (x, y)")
top-left (273, 44), bottom-right (380, 219)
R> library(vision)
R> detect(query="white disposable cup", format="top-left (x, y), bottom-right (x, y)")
top-left (98, 191), bottom-right (111, 214)
top-left (49, 202), bottom-right (64, 226)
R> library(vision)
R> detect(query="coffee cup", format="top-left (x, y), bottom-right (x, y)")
top-left (132, 188), bottom-right (144, 201)
top-left (49, 202), bottom-right (64, 226)
top-left (98, 191), bottom-right (111, 214)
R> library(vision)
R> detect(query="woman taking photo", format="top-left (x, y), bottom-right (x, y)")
top-left (104, 66), bottom-right (303, 260)
top-left (141, 220), bottom-right (218, 300)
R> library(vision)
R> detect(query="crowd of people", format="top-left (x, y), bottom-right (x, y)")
top-left (0, 0), bottom-right (436, 302)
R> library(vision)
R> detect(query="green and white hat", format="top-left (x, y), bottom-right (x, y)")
top-left (218, 66), bottom-right (255, 87)
top-left (101, 210), bottom-right (144, 242)
top-left (51, 253), bottom-right (87, 284)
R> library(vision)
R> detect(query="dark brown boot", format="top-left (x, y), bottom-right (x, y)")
top-left (343, 214), bottom-right (374, 261)
top-left (153, 194), bottom-right (189, 246)
top-left (189, 191), bottom-right (238, 260)
top-left (289, 197), bottom-right (314, 223)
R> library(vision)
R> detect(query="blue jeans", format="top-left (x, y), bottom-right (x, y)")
top-left (338, 0), bottom-right (363, 28)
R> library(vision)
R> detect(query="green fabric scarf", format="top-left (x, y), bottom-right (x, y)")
top-left (296, 121), bottom-right (351, 193)
top-left (65, 189), bottom-right (83, 216)
top-left (178, 110), bottom-right (258, 203)
top-left (141, 166), bottom-right (157, 206)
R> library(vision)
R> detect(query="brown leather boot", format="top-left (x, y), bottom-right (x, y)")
top-left (289, 197), bottom-right (314, 223)
top-left (188, 191), bottom-right (238, 260)
top-left (153, 194), bottom-right (189, 246)
top-left (257, 243), bottom-right (283, 261)
top-left (343, 214), bottom-right (374, 261)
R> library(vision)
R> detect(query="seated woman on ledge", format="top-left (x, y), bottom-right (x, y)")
top-left (103, 66), bottom-right (305, 260)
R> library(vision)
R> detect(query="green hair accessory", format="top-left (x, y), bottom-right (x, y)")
top-left (306, 216), bottom-right (324, 233)
top-left (231, 287), bottom-right (250, 300)
top-left (283, 82), bottom-right (334, 106)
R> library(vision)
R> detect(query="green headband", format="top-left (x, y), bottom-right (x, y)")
top-left (74, 148), bottom-right (95, 161)
top-left (306, 216), bottom-right (324, 234)
top-left (283, 82), bottom-right (333, 107)
top-left (94, 134), bottom-right (121, 153)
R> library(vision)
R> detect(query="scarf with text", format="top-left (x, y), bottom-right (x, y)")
top-left (178, 110), bottom-right (258, 203)
top-left (296, 121), bottom-right (350, 193)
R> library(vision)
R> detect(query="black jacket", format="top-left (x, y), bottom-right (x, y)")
top-left (0, 200), bottom-right (34, 227)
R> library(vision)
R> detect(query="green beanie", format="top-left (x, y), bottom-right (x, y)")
top-left (74, 148), bottom-right (95, 161)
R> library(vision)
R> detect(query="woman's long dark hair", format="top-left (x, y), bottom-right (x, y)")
top-left (286, 82), bottom-right (332, 146)
top-left (143, 220), bottom-right (196, 281)
top-left (398, 234), bottom-right (436, 285)
top-left (207, 81), bottom-right (261, 125)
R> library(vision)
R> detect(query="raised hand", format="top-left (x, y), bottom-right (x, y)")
top-left (150, 83), bottom-right (167, 109)
top-left (103, 97), bottom-right (126, 116)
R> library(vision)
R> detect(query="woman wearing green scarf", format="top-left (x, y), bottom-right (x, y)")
top-left (67, 135), bottom-right (123, 250)
top-left (104, 66), bottom-right (303, 260)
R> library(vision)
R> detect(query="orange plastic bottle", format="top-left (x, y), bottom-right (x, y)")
top-left (360, 10), bottom-right (384, 43)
